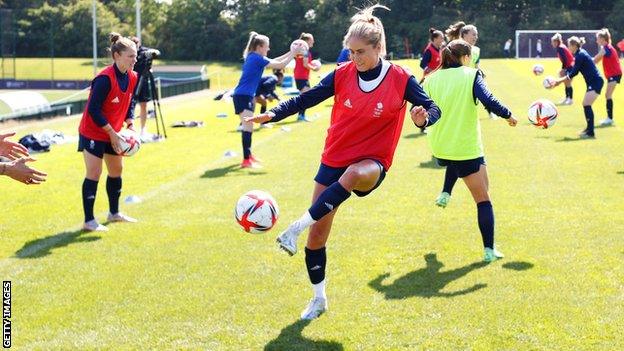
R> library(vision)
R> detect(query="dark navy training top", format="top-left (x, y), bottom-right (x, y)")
top-left (566, 48), bottom-right (602, 86)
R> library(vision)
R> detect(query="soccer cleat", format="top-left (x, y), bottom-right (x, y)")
top-left (599, 118), bottom-right (614, 126)
top-left (241, 158), bottom-right (262, 169)
top-left (578, 131), bottom-right (596, 139)
top-left (249, 154), bottom-right (263, 164)
top-left (558, 98), bottom-right (573, 105)
top-left (297, 115), bottom-right (312, 122)
top-left (235, 124), bottom-right (243, 132)
top-left (259, 122), bottom-right (274, 129)
top-left (276, 223), bottom-right (304, 256)
top-left (107, 212), bottom-right (138, 223)
top-left (83, 219), bottom-right (109, 232)
top-left (484, 247), bottom-right (504, 263)
top-left (435, 192), bottom-right (451, 208)
top-left (300, 297), bottom-right (328, 320)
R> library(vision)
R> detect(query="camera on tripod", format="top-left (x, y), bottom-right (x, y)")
top-left (141, 48), bottom-right (161, 61)
top-left (133, 46), bottom-right (167, 139)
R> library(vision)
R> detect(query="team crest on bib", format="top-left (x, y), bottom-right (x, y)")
top-left (111, 96), bottom-right (120, 103)
top-left (373, 102), bottom-right (383, 117)
top-left (344, 98), bottom-right (352, 108)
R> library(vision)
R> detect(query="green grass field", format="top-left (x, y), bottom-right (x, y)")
top-left (0, 58), bottom-right (623, 350)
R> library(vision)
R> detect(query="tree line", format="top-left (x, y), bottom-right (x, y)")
top-left (1, 0), bottom-right (623, 62)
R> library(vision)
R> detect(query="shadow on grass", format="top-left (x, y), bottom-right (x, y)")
top-left (264, 319), bottom-right (343, 351)
top-left (15, 229), bottom-right (101, 259)
top-left (555, 136), bottom-right (595, 142)
top-left (201, 164), bottom-right (266, 178)
top-left (368, 253), bottom-right (488, 299)
top-left (418, 158), bottom-right (443, 169)
top-left (501, 261), bottom-right (534, 271)
top-left (404, 132), bottom-right (426, 139)
top-left (617, 171), bottom-right (624, 175)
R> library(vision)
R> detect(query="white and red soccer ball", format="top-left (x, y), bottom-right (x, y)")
top-left (532, 64), bottom-right (544, 75)
top-left (118, 129), bottom-right (141, 156)
top-left (542, 76), bottom-right (556, 89)
top-left (290, 39), bottom-right (309, 56)
top-left (528, 99), bottom-right (558, 129)
top-left (235, 190), bottom-right (279, 233)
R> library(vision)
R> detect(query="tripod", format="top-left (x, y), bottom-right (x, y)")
top-left (134, 65), bottom-right (167, 139)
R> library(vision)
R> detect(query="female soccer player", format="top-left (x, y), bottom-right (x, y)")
top-left (423, 39), bottom-right (517, 262)
top-left (420, 27), bottom-right (444, 83)
top-left (551, 36), bottom-right (604, 139)
top-left (232, 32), bottom-right (294, 168)
top-left (247, 4), bottom-right (440, 320)
top-left (551, 33), bottom-right (575, 105)
top-left (445, 22), bottom-right (481, 69)
top-left (294, 32), bottom-right (321, 122)
top-left (593, 28), bottom-right (622, 126)
top-left (78, 32), bottom-right (138, 232)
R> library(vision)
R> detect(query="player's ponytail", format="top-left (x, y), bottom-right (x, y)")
top-left (108, 32), bottom-right (136, 59)
top-left (597, 28), bottom-right (612, 43)
top-left (429, 27), bottom-right (444, 42)
top-left (445, 21), bottom-right (465, 41)
top-left (243, 31), bottom-right (269, 59)
top-left (440, 39), bottom-right (472, 69)
top-left (343, 4), bottom-right (390, 56)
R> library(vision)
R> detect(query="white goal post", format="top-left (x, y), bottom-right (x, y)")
top-left (515, 30), bottom-right (600, 58)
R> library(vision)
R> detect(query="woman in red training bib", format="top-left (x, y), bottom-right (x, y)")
top-left (593, 28), bottom-right (622, 126)
top-left (247, 4), bottom-right (441, 320)
top-left (78, 32), bottom-right (138, 232)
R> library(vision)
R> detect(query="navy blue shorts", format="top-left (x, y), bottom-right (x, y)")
top-left (232, 95), bottom-right (254, 114)
top-left (436, 157), bottom-right (486, 178)
top-left (77, 134), bottom-right (117, 159)
top-left (295, 79), bottom-right (310, 90)
top-left (608, 75), bottom-right (621, 84)
top-left (586, 78), bottom-right (604, 94)
top-left (314, 160), bottom-right (386, 197)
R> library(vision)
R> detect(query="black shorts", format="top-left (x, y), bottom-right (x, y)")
top-left (436, 157), bottom-right (486, 178)
top-left (232, 95), bottom-right (255, 114)
top-left (295, 79), bottom-right (310, 90)
top-left (314, 160), bottom-right (386, 197)
top-left (77, 134), bottom-right (117, 159)
top-left (586, 78), bottom-right (604, 94)
top-left (608, 75), bottom-right (621, 84)
top-left (134, 78), bottom-right (152, 103)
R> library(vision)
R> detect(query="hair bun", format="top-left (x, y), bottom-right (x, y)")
top-left (109, 32), bottom-right (122, 44)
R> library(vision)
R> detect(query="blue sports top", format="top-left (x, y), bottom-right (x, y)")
top-left (234, 52), bottom-right (271, 96)
top-left (566, 48), bottom-right (602, 84)
top-left (336, 48), bottom-right (350, 64)
top-left (88, 63), bottom-right (135, 127)
top-left (270, 60), bottom-right (441, 126)
top-left (256, 75), bottom-right (279, 97)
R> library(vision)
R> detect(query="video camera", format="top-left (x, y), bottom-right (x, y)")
top-left (141, 48), bottom-right (161, 60)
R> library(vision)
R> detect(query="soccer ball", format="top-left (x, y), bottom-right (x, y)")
top-left (290, 39), bottom-right (309, 56)
top-left (235, 190), bottom-right (279, 233)
top-left (528, 99), bottom-right (558, 128)
top-left (310, 59), bottom-right (322, 70)
top-left (532, 64), bottom-right (544, 75)
top-left (118, 129), bottom-right (140, 156)
top-left (542, 76), bottom-right (556, 89)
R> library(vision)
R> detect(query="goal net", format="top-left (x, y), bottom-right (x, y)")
top-left (514, 30), bottom-right (600, 58)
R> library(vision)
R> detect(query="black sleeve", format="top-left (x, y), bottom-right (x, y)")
top-left (404, 76), bottom-right (441, 127)
top-left (126, 95), bottom-right (136, 121)
top-left (473, 72), bottom-right (512, 118)
top-left (420, 50), bottom-right (431, 70)
top-left (270, 71), bottom-right (335, 122)
top-left (87, 76), bottom-right (112, 127)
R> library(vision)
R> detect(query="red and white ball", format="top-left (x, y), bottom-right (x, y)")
top-left (528, 99), bottom-right (558, 129)
top-left (118, 129), bottom-right (141, 156)
top-left (310, 59), bottom-right (322, 70)
top-left (235, 190), bottom-right (279, 233)
top-left (290, 39), bottom-right (309, 56)
top-left (532, 64), bottom-right (544, 75)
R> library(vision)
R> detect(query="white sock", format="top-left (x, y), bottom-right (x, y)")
top-left (312, 279), bottom-right (326, 299)
top-left (294, 211), bottom-right (316, 232)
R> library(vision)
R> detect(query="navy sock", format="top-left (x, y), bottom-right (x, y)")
top-left (260, 105), bottom-right (267, 114)
top-left (565, 86), bottom-right (573, 99)
top-left (106, 176), bottom-right (122, 214)
top-left (82, 178), bottom-right (98, 222)
top-left (308, 182), bottom-right (351, 221)
top-left (583, 106), bottom-right (595, 135)
top-left (299, 109), bottom-right (306, 118)
top-left (477, 201), bottom-right (495, 249)
top-left (442, 167), bottom-right (459, 194)
top-left (305, 247), bottom-right (326, 284)
top-left (607, 99), bottom-right (613, 119)
top-left (242, 131), bottom-right (252, 159)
